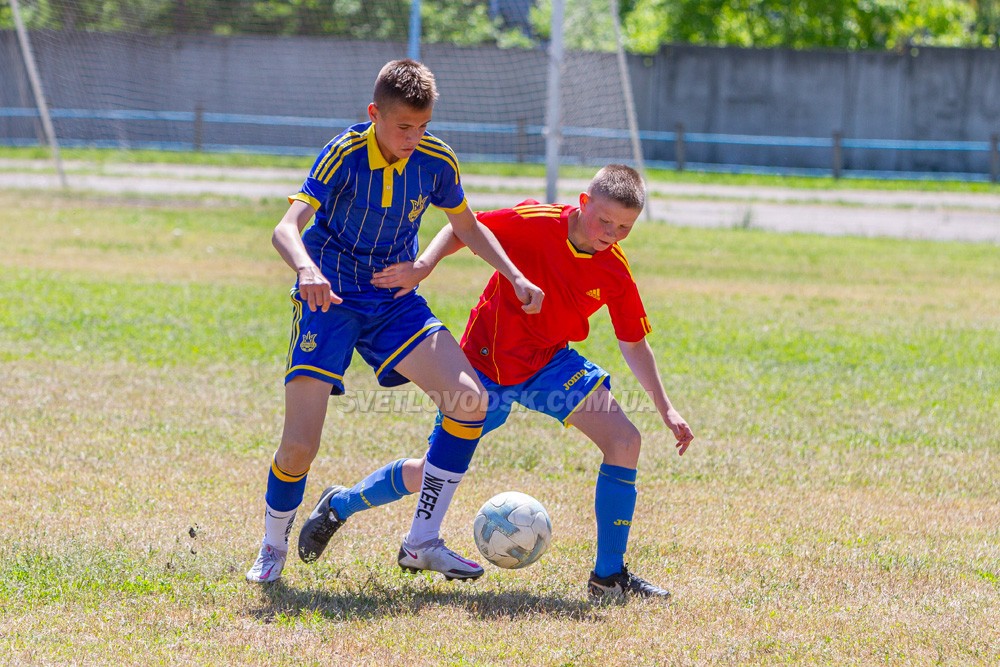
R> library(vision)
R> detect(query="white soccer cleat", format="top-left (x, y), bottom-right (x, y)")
top-left (397, 538), bottom-right (485, 581)
top-left (246, 542), bottom-right (287, 583)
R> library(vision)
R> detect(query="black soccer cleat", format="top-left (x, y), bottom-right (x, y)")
top-left (297, 485), bottom-right (347, 563)
top-left (587, 565), bottom-right (671, 600)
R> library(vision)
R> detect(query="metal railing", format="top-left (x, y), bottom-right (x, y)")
top-left (2, 107), bottom-right (998, 182)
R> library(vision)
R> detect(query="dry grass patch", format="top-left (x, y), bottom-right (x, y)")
top-left (2, 193), bottom-right (998, 665)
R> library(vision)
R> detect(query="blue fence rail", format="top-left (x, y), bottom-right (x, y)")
top-left (2, 107), bottom-right (998, 182)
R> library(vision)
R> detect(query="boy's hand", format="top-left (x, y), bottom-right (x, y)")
top-left (513, 276), bottom-right (544, 314)
top-left (371, 260), bottom-right (433, 298)
top-left (664, 408), bottom-right (694, 456)
top-left (297, 265), bottom-right (341, 312)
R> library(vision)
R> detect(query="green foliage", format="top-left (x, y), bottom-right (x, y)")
top-left (623, 0), bottom-right (995, 51)
top-left (4, 0), bottom-right (997, 50)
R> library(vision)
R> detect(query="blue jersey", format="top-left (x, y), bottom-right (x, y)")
top-left (289, 122), bottom-right (468, 294)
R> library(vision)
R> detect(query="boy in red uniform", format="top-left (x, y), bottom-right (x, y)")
top-left (298, 165), bottom-right (694, 598)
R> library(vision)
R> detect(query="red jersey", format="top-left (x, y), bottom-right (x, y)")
top-left (461, 201), bottom-right (651, 385)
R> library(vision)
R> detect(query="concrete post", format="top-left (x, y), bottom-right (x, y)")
top-left (991, 134), bottom-right (999, 183)
top-left (833, 131), bottom-right (843, 179)
top-left (193, 103), bottom-right (204, 152)
top-left (675, 122), bottom-right (685, 171)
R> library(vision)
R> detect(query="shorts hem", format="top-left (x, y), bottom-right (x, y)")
top-left (285, 367), bottom-right (346, 396)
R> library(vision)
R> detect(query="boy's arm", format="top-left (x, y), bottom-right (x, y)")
top-left (618, 337), bottom-right (695, 456)
top-left (446, 207), bottom-right (543, 314)
top-left (272, 199), bottom-right (341, 312)
top-left (371, 223), bottom-right (466, 296)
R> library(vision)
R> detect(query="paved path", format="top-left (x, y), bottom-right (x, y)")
top-left (2, 159), bottom-right (998, 242)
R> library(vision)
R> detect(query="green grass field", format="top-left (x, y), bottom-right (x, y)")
top-left (1, 188), bottom-right (998, 665)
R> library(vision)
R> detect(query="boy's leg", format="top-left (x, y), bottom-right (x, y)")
top-left (568, 387), bottom-right (669, 598)
top-left (247, 376), bottom-right (331, 582)
top-left (392, 330), bottom-right (487, 580)
top-left (297, 457), bottom-right (420, 563)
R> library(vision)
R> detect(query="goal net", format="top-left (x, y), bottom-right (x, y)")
top-left (1, 0), bottom-right (643, 187)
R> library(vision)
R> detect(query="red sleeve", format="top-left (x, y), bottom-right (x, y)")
top-left (474, 199), bottom-right (539, 242)
top-left (605, 246), bottom-right (651, 342)
top-left (608, 281), bottom-right (651, 342)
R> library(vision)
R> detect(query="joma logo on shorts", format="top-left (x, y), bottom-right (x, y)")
top-left (563, 370), bottom-right (587, 390)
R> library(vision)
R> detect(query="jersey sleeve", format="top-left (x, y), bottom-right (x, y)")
top-left (606, 248), bottom-right (652, 342)
top-left (474, 205), bottom-right (529, 242)
top-left (288, 135), bottom-right (355, 209)
top-left (421, 137), bottom-right (467, 214)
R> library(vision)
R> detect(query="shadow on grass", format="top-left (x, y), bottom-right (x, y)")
top-left (249, 575), bottom-right (606, 623)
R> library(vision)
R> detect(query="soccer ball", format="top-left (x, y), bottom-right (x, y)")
top-left (472, 491), bottom-right (552, 569)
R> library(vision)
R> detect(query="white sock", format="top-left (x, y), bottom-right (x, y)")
top-left (263, 502), bottom-right (296, 551)
top-left (405, 461), bottom-right (465, 546)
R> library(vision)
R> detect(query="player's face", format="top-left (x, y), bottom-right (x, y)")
top-left (368, 102), bottom-right (432, 164)
top-left (572, 192), bottom-right (639, 253)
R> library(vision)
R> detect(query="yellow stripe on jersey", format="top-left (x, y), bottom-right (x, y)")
top-left (440, 416), bottom-right (484, 440)
top-left (271, 455), bottom-right (308, 483)
top-left (312, 132), bottom-right (363, 179)
top-left (609, 245), bottom-right (636, 281)
top-left (313, 130), bottom-right (366, 178)
top-left (419, 134), bottom-right (459, 162)
top-left (416, 139), bottom-right (460, 182)
top-left (315, 134), bottom-right (368, 184)
top-left (514, 204), bottom-right (562, 218)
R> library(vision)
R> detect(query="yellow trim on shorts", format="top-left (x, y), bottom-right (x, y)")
top-left (285, 365), bottom-right (344, 382)
top-left (374, 323), bottom-right (440, 378)
top-left (563, 373), bottom-right (611, 428)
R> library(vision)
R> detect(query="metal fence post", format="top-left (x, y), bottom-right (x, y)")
top-left (517, 117), bottom-right (526, 163)
top-left (675, 122), bottom-right (685, 172)
top-left (832, 131), bottom-right (843, 179)
top-left (193, 103), bottom-right (204, 152)
top-left (991, 133), bottom-right (999, 183)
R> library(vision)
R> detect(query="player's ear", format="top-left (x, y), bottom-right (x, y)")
top-left (367, 103), bottom-right (379, 124)
top-left (579, 192), bottom-right (590, 210)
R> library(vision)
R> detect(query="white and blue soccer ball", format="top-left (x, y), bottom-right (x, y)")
top-left (473, 491), bottom-right (552, 569)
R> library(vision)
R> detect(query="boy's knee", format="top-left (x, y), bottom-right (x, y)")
top-left (447, 385), bottom-right (487, 423)
top-left (275, 441), bottom-right (317, 475)
top-left (402, 457), bottom-right (425, 493)
top-left (603, 423), bottom-right (641, 468)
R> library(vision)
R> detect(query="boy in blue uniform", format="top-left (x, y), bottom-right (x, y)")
top-left (246, 59), bottom-right (543, 583)
top-left (298, 165), bottom-right (694, 599)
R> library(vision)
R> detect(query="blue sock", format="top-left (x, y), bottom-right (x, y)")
top-left (594, 463), bottom-right (637, 578)
top-left (329, 458), bottom-right (411, 521)
top-left (264, 454), bottom-right (308, 512)
top-left (425, 414), bottom-right (483, 473)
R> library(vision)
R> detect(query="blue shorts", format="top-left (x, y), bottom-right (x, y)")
top-left (477, 347), bottom-right (611, 435)
top-left (284, 289), bottom-right (445, 395)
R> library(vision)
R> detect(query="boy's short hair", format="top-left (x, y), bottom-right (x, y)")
top-left (373, 59), bottom-right (439, 111)
top-left (588, 164), bottom-right (646, 211)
